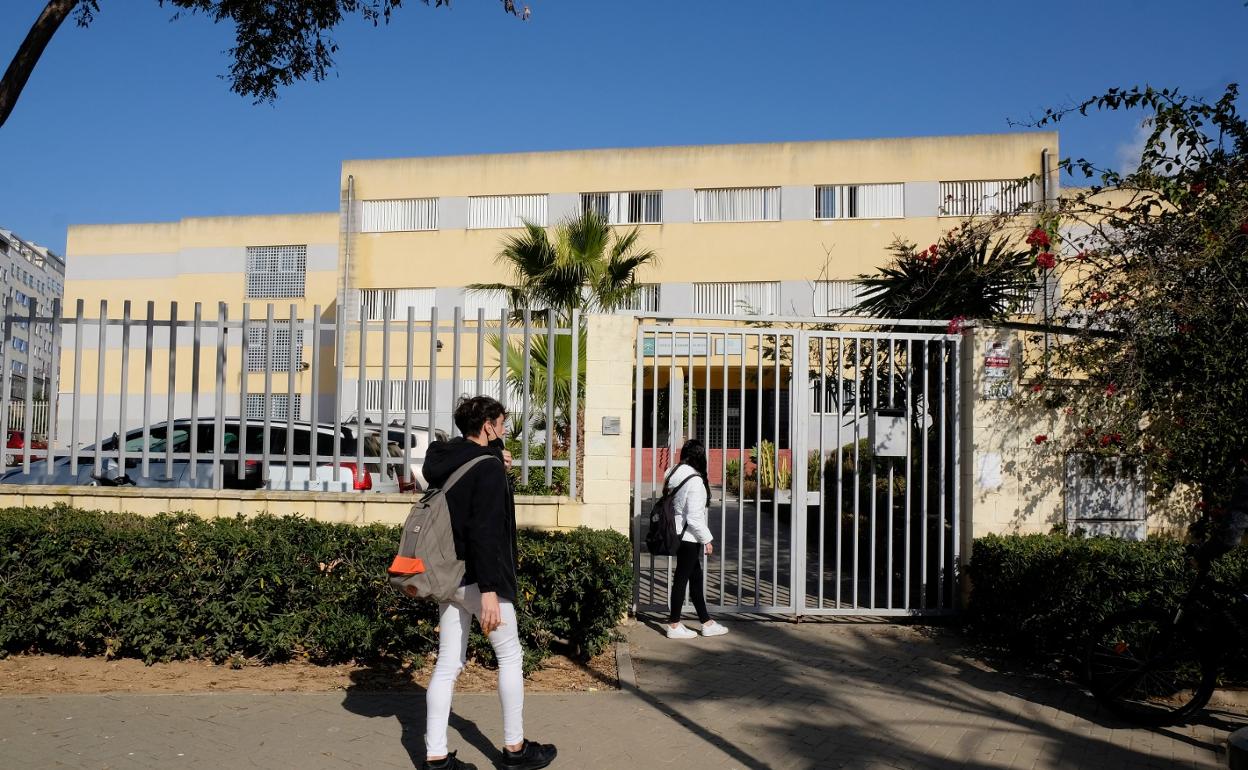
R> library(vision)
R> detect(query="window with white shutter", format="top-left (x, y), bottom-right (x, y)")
top-left (694, 187), bottom-right (780, 223)
top-left (468, 194), bottom-right (548, 229)
top-left (815, 183), bottom-right (904, 219)
top-left (361, 199), bottom-right (438, 232)
top-left (939, 180), bottom-right (1036, 217)
top-left (579, 191), bottom-right (662, 224)
top-left (692, 282), bottom-right (780, 315)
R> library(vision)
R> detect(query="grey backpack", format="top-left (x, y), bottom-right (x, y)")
top-left (388, 455), bottom-right (496, 602)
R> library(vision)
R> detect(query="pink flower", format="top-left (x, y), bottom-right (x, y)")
top-left (1105, 383), bottom-right (1119, 396)
top-left (1036, 252), bottom-right (1057, 270)
top-left (1026, 228), bottom-right (1051, 248)
top-left (1031, 384), bottom-right (1043, 393)
top-left (1190, 181), bottom-right (1206, 195)
top-left (1075, 251), bottom-right (1089, 262)
top-left (946, 315), bottom-right (967, 334)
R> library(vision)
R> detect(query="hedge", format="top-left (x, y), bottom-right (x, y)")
top-left (964, 533), bottom-right (1248, 678)
top-left (0, 506), bottom-right (632, 673)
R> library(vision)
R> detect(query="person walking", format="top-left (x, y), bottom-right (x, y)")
top-left (664, 438), bottom-right (729, 639)
top-left (419, 396), bottom-right (558, 770)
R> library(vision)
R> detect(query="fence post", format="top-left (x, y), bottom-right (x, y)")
top-left (46, 298), bottom-right (62, 478)
top-left (0, 295), bottom-right (12, 454)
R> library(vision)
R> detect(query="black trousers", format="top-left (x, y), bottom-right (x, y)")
top-left (668, 540), bottom-right (710, 624)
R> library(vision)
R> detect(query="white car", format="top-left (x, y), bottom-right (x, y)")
top-left (347, 422), bottom-right (448, 493)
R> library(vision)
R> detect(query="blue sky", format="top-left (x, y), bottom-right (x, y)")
top-left (1, 0), bottom-right (1244, 255)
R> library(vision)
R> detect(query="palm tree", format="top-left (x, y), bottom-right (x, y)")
top-left (470, 209), bottom-right (659, 452)
top-left (852, 224), bottom-right (1037, 321)
top-left (468, 209), bottom-right (659, 321)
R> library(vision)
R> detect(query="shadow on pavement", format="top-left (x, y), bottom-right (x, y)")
top-left (628, 614), bottom-right (1246, 768)
top-left (340, 661), bottom-right (497, 768)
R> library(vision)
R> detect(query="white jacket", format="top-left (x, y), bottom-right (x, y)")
top-left (663, 464), bottom-right (713, 545)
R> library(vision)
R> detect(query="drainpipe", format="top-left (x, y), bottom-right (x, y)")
top-left (1040, 148), bottom-right (1050, 206)
top-left (342, 175), bottom-right (354, 315)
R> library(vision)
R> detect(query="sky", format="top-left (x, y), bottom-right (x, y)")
top-left (0, 0), bottom-right (1244, 256)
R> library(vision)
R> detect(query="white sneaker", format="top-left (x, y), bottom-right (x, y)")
top-left (700, 621), bottom-right (729, 637)
top-left (666, 623), bottom-right (697, 639)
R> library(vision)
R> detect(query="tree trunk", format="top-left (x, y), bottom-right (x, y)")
top-left (0, 0), bottom-right (80, 130)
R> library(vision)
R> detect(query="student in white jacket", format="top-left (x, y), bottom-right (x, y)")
top-left (663, 439), bottom-right (729, 639)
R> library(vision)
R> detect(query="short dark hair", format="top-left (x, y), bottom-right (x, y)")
top-left (454, 395), bottom-right (506, 437)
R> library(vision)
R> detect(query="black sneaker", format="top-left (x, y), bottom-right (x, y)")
top-left (422, 751), bottom-right (477, 770)
top-left (500, 739), bottom-right (557, 769)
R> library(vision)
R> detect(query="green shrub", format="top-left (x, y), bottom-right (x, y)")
top-left (506, 438), bottom-right (571, 496)
top-left (0, 506), bottom-right (631, 673)
top-left (965, 533), bottom-right (1248, 678)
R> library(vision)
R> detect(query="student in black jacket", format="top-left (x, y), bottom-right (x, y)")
top-left (420, 396), bottom-right (557, 770)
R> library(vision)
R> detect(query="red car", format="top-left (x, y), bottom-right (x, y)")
top-left (4, 430), bottom-right (47, 466)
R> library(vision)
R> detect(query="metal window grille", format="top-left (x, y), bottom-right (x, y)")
top-left (617, 283), bottom-right (661, 312)
top-left (579, 191), bottom-right (662, 224)
top-left (245, 245), bottom-right (307, 298)
top-left (360, 198), bottom-right (438, 232)
top-left (814, 280), bottom-right (870, 315)
top-left (694, 187), bottom-right (781, 223)
top-left (815, 183), bottom-right (904, 219)
top-left (692, 282), bottom-right (780, 315)
top-left (363, 378), bottom-right (430, 413)
top-left (245, 393), bottom-right (303, 420)
top-left (468, 194), bottom-right (548, 229)
top-left (359, 288), bottom-right (437, 321)
top-left (246, 323), bottom-right (304, 372)
top-left (938, 180), bottom-right (1036, 217)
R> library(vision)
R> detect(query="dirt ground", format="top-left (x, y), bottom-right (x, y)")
top-left (0, 648), bottom-right (618, 695)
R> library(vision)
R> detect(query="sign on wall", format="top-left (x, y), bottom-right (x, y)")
top-left (982, 341), bottom-right (1013, 400)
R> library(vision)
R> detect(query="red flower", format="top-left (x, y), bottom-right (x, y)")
top-left (1083, 427), bottom-right (1096, 437)
top-left (1196, 500), bottom-right (1208, 511)
top-left (929, 244), bottom-right (939, 255)
top-left (1240, 221), bottom-right (1248, 235)
top-left (1064, 407), bottom-right (1074, 416)
top-left (1036, 252), bottom-right (1057, 270)
top-left (1034, 434), bottom-right (1048, 445)
top-left (946, 315), bottom-right (967, 334)
top-left (1190, 181), bottom-right (1206, 195)
top-left (1090, 291), bottom-right (1110, 303)
top-left (1177, 322), bottom-right (1194, 334)
top-left (1031, 383), bottom-right (1043, 393)
top-left (1105, 383), bottom-right (1118, 396)
top-left (1099, 434), bottom-right (1113, 447)
top-left (1026, 228), bottom-right (1051, 248)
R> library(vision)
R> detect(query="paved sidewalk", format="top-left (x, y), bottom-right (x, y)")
top-left (0, 619), bottom-right (1243, 769)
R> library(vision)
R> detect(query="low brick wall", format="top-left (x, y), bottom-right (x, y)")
top-left (0, 485), bottom-right (603, 531)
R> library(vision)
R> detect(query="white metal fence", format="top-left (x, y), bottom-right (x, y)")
top-left (0, 296), bottom-right (580, 495)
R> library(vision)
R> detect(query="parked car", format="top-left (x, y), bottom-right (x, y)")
top-left (0, 419), bottom-right (376, 492)
top-left (4, 430), bottom-right (47, 466)
top-left (346, 421), bottom-right (448, 493)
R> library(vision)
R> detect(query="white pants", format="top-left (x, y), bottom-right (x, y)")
top-left (424, 583), bottom-right (524, 758)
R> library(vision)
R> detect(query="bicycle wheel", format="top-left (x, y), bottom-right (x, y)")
top-left (1084, 606), bottom-right (1218, 726)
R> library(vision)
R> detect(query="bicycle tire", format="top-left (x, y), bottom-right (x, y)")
top-left (1084, 606), bottom-right (1218, 726)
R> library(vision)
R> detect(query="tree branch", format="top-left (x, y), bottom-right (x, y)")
top-left (0, 0), bottom-right (81, 130)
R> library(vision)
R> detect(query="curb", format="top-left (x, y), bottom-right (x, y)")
top-left (614, 639), bottom-right (637, 691)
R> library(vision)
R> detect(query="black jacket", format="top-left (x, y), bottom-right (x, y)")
top-left (422, 436), bottom-right (518, 602)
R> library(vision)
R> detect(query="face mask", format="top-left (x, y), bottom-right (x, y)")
top-left (488, 437), bottom-right (505, 450)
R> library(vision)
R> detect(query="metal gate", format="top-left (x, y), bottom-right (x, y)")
top-left (632, 323), bottom-right (963, 617)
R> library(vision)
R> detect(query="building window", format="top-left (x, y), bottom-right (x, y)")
top-left (692, 282), bottom-right (780, 315)
top-left (246, 323), bottom-right (304, 372)
top-left (580, 191), bottom-right (662, 225)
top-left (616, 283), bottom-right (661, 312)
top-left (245, 245), bottom-right (307, 298)
top-left (813, 281), bottom-right (871, 315)
top-left (245, 393), bottom-right (303, 420)
top-left (359, 288), bottom-right (437, 321)
top-left (468, 194), bottom-right (548, 229)
top-left (815, 183), bottom-right (904, 219)
top-left (361, 198), bottom-right (438, 232)
top-left (939, 179), bottom-right (1036, 217)
top-left (363, 378), bottom-right (431, 413)
top-left (694, 187), bottom-right (781, 223)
